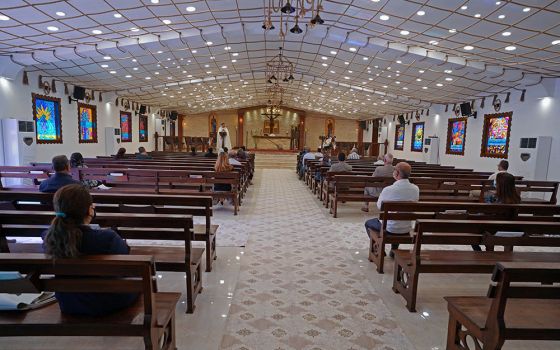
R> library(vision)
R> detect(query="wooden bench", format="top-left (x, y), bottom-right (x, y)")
top-left (393, 219), bottom-right (560, 312)
top-left (0, 191), bottom-right (218, 273)
top-left (445, 261), bottom-right (560, 349)
top-left (0, 211), bottom-right (203, 313)
top-left (369, 201), bottom-right (560, 273)
top-left (0, 253), bottom-right (180, 349)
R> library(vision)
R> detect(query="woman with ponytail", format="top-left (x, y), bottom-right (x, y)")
top-left (42, 184), bottom-right (137, 315)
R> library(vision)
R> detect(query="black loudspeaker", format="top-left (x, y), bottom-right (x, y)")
top-left (169, 111), bottom-right (178, 120)
top-left (73, 86), bottom-right (86, 100)
top-left (460, 102), bottom-right (472, 116)
top-left (359, 121), bottom-right (367, 129)
top-left (139, 105), bottom-right (146, 114)
top-left (398, 115), bottom-right (406, 125)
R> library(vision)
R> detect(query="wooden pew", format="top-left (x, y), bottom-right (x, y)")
top-left (445, 262), bottom-right (560, 349)
top-left (392, 219), bottom-right (560, 312)
top-left (0, 211), bottom-right (203, 313)
top-left (369, 201), bottom-right (560, 273)
top-left (0, 191), bottom-right (218, 272)
top-left (0, 253), bottom-right (180, 349)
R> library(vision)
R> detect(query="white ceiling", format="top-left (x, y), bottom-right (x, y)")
top-left (1, 0), bottom-right (559, 119)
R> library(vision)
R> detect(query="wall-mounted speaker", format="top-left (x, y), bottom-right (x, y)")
top-left (139, 105), bottom-right (147, 114)
top-left (398, 115), bottom-right (406, 125)
top-left (73, 86), bottom-right (86, 100)
top-left (460, 102), bottom-right (472, 116)
top-left (169, 111), bottom-right (178, 120)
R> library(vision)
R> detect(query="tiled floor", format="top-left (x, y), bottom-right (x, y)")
top-left (2, 169), bottom-right (558, 350)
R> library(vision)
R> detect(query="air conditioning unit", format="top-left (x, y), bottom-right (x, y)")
top-left (1, 119), bottom-right (37, 186)
top-left (423, 136), bottom-right (440, 164)
top-left (516, 136), bottom-right (552, 200)
top-left (105, 127), bottom-right (121, 156)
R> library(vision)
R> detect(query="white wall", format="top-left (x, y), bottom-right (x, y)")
top-left (0, 70), bottom-right (159, 164)
top-left (381, 79), bottom-right (560, 181)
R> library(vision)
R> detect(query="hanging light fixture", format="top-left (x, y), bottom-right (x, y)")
top-left (266, 47), bottom-right (295, 85)
top-left (263, 0), bottom-right (325, 37)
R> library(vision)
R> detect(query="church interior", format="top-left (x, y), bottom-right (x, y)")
top-left (0, 1), bottom-right (560, 349)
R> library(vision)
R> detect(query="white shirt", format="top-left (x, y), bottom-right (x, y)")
top-left (374, 160), bottom-right (384, 165)
top-left (488, 170), bottom-right (507, 181)
top-left (347, 152), bottom-right (360, 160)
top-left (229, 158), bottom-right (241, 166)
top-left (377, 179), bottom-right (420, 234)
top-left (302, 152), bottom-right (317, 164)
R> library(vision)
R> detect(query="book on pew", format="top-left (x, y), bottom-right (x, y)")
top-left (495, 231), bottom-right (524, 237)
top-left (0, 272), bottom-right (56, 311)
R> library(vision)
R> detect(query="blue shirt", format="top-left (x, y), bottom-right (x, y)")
top-left (38, 173), bottom-right (81, 193)
top-left (42, 226), bottom-right (138, 316)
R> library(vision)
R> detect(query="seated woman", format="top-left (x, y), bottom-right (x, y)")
top-left (70, 152), bottom-right (101, 189)
top-left (115, 147), bottom-right (126, 159)
top-left (213, 151), bottom-right (234, 205)
top-left (42, 184), bottom-right (138, 316)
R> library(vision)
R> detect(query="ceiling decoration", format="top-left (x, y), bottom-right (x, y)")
top-left (0, 1), bottom-right (559, 119)
top-left (262, 0), bottom-right (325, 38)
top-left (266, 47), bottom-right (295, 84)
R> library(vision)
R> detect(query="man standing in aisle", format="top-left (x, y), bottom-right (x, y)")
top-left (217, 122), bottom-right (232, 151)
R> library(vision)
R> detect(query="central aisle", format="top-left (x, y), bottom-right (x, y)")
top-left (220, 169), bottom-right (414, 350)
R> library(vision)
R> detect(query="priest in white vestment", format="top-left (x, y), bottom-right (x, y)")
top-left (217, 123), bottom-right (232, 150)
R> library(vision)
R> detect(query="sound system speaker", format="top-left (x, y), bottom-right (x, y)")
top-left (169, 111), bottom-right (178, 120)
top-left (359, 121), bottom-right (367, 129)
top-left (398, 115), bottom-right (406, 125)
top-left (139, 105), bottom-right (146, 114)
top-left (73, 86), bottom-right (86, 100)
top-left (460, 102), bottom-right (472, 116)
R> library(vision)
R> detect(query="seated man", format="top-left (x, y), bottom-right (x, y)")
top-left (364, 162), bottom-right (419, 257)
top-left (362, 153), bottom-right (395, 212)
top-left (373, 155), bottom-right (385, 165)
top-left (329, 152), bottom-right (352, 172)
top-left (228, 150), bottom-right (242, 166)
top-left (300, 147), bottom-right (317, 178)
top-left (347, 147), bottom-right (360, 160)
top-left (204, 147), bottom-right (218, 158)
top-left (39, 155), bottom-right (82, 193)
top-left (488, 160), bottom-right (509, 180)
top-left (135, 147), bottom-right (152, 160)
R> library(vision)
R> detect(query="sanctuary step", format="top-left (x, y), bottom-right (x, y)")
top-left (252, 152), bottom-right (298, 169)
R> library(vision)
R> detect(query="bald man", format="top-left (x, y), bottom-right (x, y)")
top-left (365, 162), bottom-right (419, 257)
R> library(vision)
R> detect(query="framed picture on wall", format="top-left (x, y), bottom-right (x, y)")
top-left (32, 93), bottom-right (63, 144)
top-left (120, 111), bottom-right (132, 142)
top-left (139, 115), bottom-right (148, 142)
top-left (411, 122), bottom-right (425, 152)
top-left (446, 117), bottom-right (468, 155)
top-left (77, 102), bottom-right (98, 143)
top-left (394, 124), bottom-right (405, 150)
top-left (480, 111), bottom-right (513, 158)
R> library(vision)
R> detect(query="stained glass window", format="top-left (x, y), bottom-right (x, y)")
top-left (394, 124), bottom-right (405, 151)
top-left (446, 117), bottom-right (468, 155)
top-left (411, 122), bottom-right (425, 152)
top-left (78, 103), bottom-right (98, 143)
top-left (33, 94), bottom-right (62, 144)
top-left (480, 112), bottom-right (512, 158)
top-left (120, 111), bottom-right (132, 142)
top-left (139, 115), bottom-right (148, 142)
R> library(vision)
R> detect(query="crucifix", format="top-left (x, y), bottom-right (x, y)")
top-left (261, 106), bottom-right (281, 134)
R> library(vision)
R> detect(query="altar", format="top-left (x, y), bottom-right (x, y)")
top-left (252, 135), bottom-right (295, 150)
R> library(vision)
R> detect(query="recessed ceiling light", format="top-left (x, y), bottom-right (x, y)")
top-left (321, 56), bottom-right (327, 60)
top-left (371, 0), bottom-right (380, 2)
top-left (92, 29), bottom-right (103, 34)
top-left (400, 30), bottom-right (410, 35)
top-left (132, 59), bottom-right (137, 62)
top-left (419, 70), bottom-right (425, 73)
top-left (552, 40), bottom-right (560, 45)
top-left (125, 75), bottom-right (132, 78)
top-left (322, 63), bottom-right (327, 67)
top-left (109, 70), bottom-right (116, 74)
top-left (131, 27), bottom-right (140, 32)
top-left (436, 83), bottom-right (443, 87)
top-left (449, 28), bottom-right (457, 34)
top-left (232, 52), bottom-right (239, 56)
top-left (186, 6), bottom-right (196, 12)
top-left (133, 67), bottom-right (138, 70)
top-left (162, 19), bottom-right (171, 24)
top-left (474, 13), bottom-right (481, 18)
top-left (101, 64), bottom-right (109, 68)
top-left (157, 50), bottom-right (163, 54)
top-left (192, 50), bottom-right (197, 53)
top-left (416, 78), bottom-right (422, 82)
top-left (496, 1), bottom-right (502, 5)
top-left (429, 40), bottom-right (439, 45)
top-left (380, 14), bottom-right (390, 21)
top-left (505, 46), bottom-right (516, 51)
top-left (47, 26), bottom-right (59, 31)
top-left (145, 76), bottom-right (151, 80)
top-left (463, 45), bottom-right (474, 51)
top-left (224, 46), bottom-right (231, 50)
top-left (523, 7), bottom-right (530, 12)
top-left (444, 69), bottom-right (452, 74)
top-left (461, 5), bottom-right (468, 10)
top-left (349, 47), bottom-right (357, 52)
top-left (330, 70), bottom-right (335, 73)
top-left (498, 14), bottom-right (505, 19)
top-left (55, 12), bottom-right (65, 17)
top-left (151, 0), bottom-right (159, 3)
top-left (502, 31), bottom-right (511, 36)
top-left (221, 65), bottom-right (227, 69)
top-left (422, 86), bottom-right (428, 89)
top-left (231, 59), bottom-right (237, 63)
top-left (113, 13), bottom-right (122, 18)
top-left (396, 60), bottom-right (402, 64)
top-left (417, 10), bottom-right (425, 16)
top-left (445, 77), bottom-right (453, 81)
top-left (330, 50), bottom-right (337, 55)
top-left (206, 41), bottom-right (213, 45)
